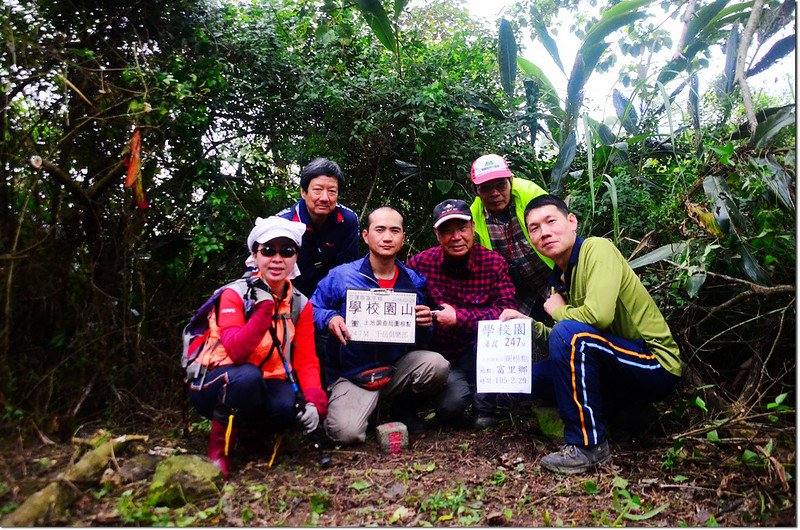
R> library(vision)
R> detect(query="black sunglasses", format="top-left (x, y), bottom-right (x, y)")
top-left (258, 245), bottom-right (298, 258)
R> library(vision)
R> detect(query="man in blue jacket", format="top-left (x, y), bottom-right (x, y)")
top-left (277, 158), bottom-right (360, 297)
top-left (311, 207), bottom-right (450, 444)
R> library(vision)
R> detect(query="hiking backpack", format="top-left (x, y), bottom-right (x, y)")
top-left (181, 277), bottom-right (308, 382)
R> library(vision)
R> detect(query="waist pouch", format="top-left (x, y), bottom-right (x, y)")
top-left (347, 366), bottom-right (396, 391)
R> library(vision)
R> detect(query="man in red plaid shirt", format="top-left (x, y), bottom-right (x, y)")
top-left (408, 199), bottom-right (550, 429)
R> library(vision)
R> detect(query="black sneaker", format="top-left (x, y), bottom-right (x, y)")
top-left (540, 441), bottom-right (611, 474)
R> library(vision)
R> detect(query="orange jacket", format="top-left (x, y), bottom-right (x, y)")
top-left (199, 279), bottom-right (325, 413)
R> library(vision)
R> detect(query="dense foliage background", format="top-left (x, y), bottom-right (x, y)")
top-left (1, 0), bottom-right (795, 484)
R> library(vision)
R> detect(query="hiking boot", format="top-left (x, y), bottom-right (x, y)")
top-left (540, 441), bottom-right (611, 474)
top-left (208, 419), bottom-right (236, 479)
top-left (472, 414), bottom-right (498, 430)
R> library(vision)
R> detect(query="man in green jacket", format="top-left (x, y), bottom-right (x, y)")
top-left (469, 154), bottom-right (553, 322)
top-left (501, 194), bottom-right (683, 474)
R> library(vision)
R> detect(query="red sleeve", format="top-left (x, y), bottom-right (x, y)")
top-left (217, 289), bottom-right (273, 364)
top-left (293, 303), bottom-right (328, 419)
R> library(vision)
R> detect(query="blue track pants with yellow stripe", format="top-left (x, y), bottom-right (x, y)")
top-left (548, 320), bottom-right (681, 447)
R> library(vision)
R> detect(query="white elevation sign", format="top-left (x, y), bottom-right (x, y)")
top-left (476, 319), bottom-right (533, 393)
top-left (345, 289), bottom-right (417, 344)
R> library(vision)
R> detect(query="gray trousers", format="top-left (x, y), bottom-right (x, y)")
top-left (324, 350), bottom-right (450, 444)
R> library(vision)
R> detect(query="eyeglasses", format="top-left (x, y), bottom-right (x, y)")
top-left (258, 245), bottom-right (298, 258)
top-left (476, 179), bottom-right (509, 194)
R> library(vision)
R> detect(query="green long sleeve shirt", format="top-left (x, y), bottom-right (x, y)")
top-left (534, 237), bottom-right (683, 377)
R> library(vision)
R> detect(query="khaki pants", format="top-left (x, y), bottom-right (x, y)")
top-left (324, 350), bottom-right (449, 444)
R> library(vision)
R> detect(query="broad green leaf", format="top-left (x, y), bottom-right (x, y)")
top-left (706, 429), bottom-right (720, 442)
top-left (612, 88), bottom-right (638, 134)
top-left (708, 142), bottom-right (735, 165)
top-left (752, 107), bottom-right (795, 149)
top-left (582, 479), bottom-right (598, 494)
top-left (628, 242), bottom-right (690, 269)
top-left (685, 270), bottom-right (707, 297)
top-left (531, 15), bottom-right (565, 74)
top-left (550, 131), bottom-right (577, 194)
top-left (498, 19), bottom-right (518, 98)
top-left (534, 406), bottom-right (564, 438)
top-left (747, 35), bottom-right (796, 77)
top-left (434, 179), bottom-right (454, 194)
top-left (741, 449), bottom-right (761, 465)
top-left (356, 0), bottom-right (397, 53)
top-left (672, 475), bottom-right (689, 483)
top-left (694, 396), bottom-right (708, 412)
top-left (393, 0), bottom-right (410, 20)
top-left (623, 502), bottom-right (669, 521)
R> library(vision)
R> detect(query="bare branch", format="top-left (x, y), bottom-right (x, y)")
top-left (735, 0), bottom-right (766, 135)
top-left (672, 0), bottom-right (699, 61)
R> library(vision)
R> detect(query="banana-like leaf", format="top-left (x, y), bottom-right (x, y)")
top-left (393, 0), bottom-right (410, 19)
top-left (598, 123), bottom-right (616, 145)
top-left (583, 115), bottom-right (596, 218)
top-left (531, 14), bottom-right (565, 74)
top-left (524, 80), bottom-right (539, 146)
top-left (657, 81), bottom-right (676, 153)
top-left (517, 57), bottom-right (564, 120)
top-left (752, 106), bottom-right (795, 149)
top-left (612, 88), bottom-right (639, 135)
top-left (603, 174), bottom-right (620, 244)
top-left (706, 0), bottom-right (754, 30)
top-left (720, 23), bottom-right (739, 96)
top-left (582, 0), bottom-right (651, 50)
top-left (736, 238), bottom-right (771, 285)
top-left (356, 0), bottom-right (397, 53)
top-left (689, 74), bottom-right (700, 132)
top-left (747, 35), bottom-right (796, 78)
top-left (750, 157), bottom-right (796, 211)
top-left (702, 176), bottom-right (732, 235)
top-left (684, 0), bottom-right (733, 46)
top-left (550, 131), bottom-right (577, 194)
top-left (657, 40), bottom-right (708, 84)
top-left (498, 19), bottom-right (518, 99)
top-left (628, 241), bottom-right (689, 269)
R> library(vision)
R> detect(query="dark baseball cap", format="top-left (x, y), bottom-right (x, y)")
top-left (433, 199), bottom-right (472, 229)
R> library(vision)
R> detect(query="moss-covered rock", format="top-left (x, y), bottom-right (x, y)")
top-left (147, 455), bottom-right (223, 507)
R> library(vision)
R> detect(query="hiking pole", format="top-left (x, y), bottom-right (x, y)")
top-left (269, 319), bottom-right (332, 468)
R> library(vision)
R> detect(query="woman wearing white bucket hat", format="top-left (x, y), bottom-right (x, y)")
top-left (188, 216), bottom-right (328, 478)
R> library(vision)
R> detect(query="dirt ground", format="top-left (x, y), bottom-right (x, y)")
top-left (1, 406), bottom-right (795, 527)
